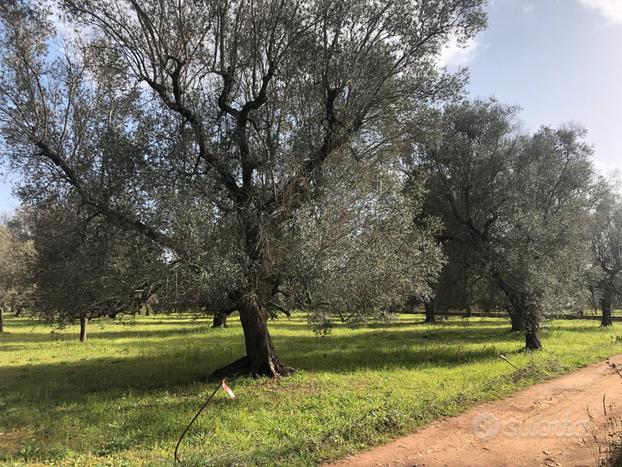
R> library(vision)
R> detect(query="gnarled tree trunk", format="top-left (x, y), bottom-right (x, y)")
top-left (209, 296), bottom-right (293, 380)
top-left (495, 274), bottom-right (527, 334)
top-left (208, 208), bottom-right (295, 379)
top-left (0, 305), bottom-right (4, 333)
top-left (601, 297), bottom-right (613, 327)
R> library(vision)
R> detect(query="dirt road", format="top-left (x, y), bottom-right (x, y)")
top-left (328, 356), bottom-right (622, 467)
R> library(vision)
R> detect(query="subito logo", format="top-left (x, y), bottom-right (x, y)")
top-left (472, 412), bottom-right (501, 441)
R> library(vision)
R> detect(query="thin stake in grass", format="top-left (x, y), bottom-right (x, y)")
top-left (499, 354), bottom-right (518, 370)
top-left (174, 379), bottom-right (236, 464)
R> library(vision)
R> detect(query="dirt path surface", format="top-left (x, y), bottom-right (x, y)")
top-left (328, 355), bottom-right (622, 467)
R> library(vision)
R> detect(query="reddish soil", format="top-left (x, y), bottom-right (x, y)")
top-left (327, 355), bottom-right (622, 467)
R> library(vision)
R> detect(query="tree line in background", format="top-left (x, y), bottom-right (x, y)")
top-left (0, 0), bottom-right (620, 378)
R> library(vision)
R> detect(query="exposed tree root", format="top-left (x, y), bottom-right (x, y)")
top-left (208, 356), bottom-right (294, 380)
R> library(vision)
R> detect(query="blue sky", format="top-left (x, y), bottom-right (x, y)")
top-left (0, 160), bottom-right (18, 214)
top-left (441, 0), bottom-right (622, 177)
top-left (1, 0), bottom-right (621, 214)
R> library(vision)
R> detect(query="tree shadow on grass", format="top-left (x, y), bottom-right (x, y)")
top-left (543, 322), bottom-right (613, 334)
top-left (120, 318), bottom-right (214, 326)
top-left (263, 317), bottom-right (511, 334)
top-left (0, 316), bottom-right (511, 345)
top-left (0, 322), bottom-right (523, 408)
top-left (0, 338), bottom-right (243, 407)
top-left (0, 326), bottom-right (219, 344)
top-left (364, 318), bottom-right (507, 329)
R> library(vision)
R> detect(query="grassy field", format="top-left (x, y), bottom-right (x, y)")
top-left (1, 313), bottom-right (621, 466)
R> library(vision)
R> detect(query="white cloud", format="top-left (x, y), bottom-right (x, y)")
top-left (438, 36), bottom-right (481, 69)
top-left (577, 0), bottom-right (622, 24)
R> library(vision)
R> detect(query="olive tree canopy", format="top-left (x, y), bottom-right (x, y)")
top-left (414, 100), bottom-right (595, 349)
top-left (0, 0), bottom-right (486, 377)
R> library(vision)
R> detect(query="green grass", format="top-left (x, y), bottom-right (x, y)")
top-left (0, 314), bottom-right (621, 466)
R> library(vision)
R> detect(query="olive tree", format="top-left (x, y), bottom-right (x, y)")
top-left (590, 184), bottom-right (622, 326)
top-left (414, 100), bottom-right (595, 349)
top-left (0, 0), bottom-right (486, 377)
top-left (27, 200), bottom-right (167, 341)
top-left (0, 214), bottom-right (34, 331)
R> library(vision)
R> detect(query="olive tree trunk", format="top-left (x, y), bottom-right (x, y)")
top-left (524, 308), bottom-right (542, 350)
top-left (508, 308), bottom-right (525, 333)
top-left (601, 292), bottom-right (613, 327)
top-left (525, 329), bottom-right (542, 350)
top-left (495, 275), bottom-right (527, 334)
top-left (208, 213), bottom-right (294, 379)
top-left (79, 316), bottom-right (88, 342)
top-left (212, 311), bottom-right (228, 328)
top-left (209, 296), bottom-right (293, 379)
top-left (501, 284), bottom-right (541, 349)
top-left (0, 305), bottom-right (4, 333)
top-left (424, 302), bottom-right (436, 323)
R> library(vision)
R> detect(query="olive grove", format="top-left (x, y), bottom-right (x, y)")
top-left (1, 0), bottom-right (617, 375)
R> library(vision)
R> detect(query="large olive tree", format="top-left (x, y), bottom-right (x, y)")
top-left (414, 100), bottom-right (595, 349)
top-left (0, 0), bottom-right (486, 377)
top-left (590, 184), bottom-right (622, 326)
